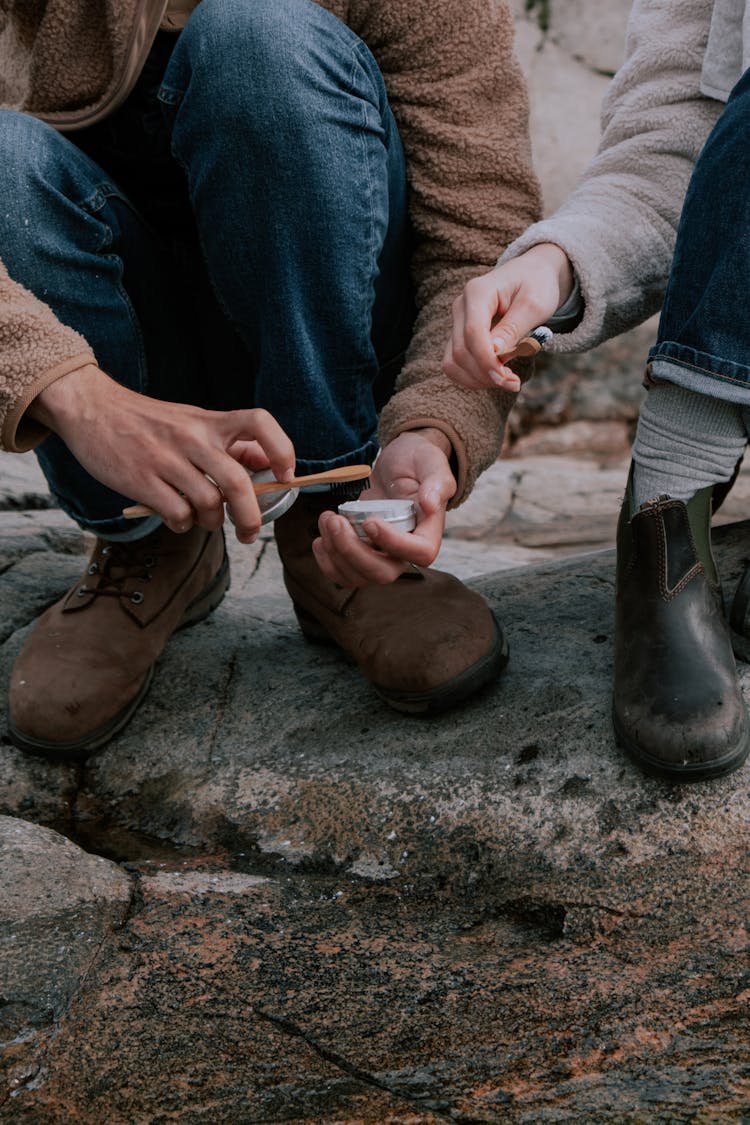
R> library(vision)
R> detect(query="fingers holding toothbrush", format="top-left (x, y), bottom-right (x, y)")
top-left (442, 243), bottom-right (575, 391)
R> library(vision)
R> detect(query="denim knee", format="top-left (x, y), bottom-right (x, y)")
top-left (0, 110), bottom-right (66, 198)
top-left (0, 110), bottom-right (118, 284)
top-left (0, 109), bottom-right (112, 220)
top-left (701, 73), bottom-right (750, 168)
top-left (0, 110), bottom-right (92, 279)
top-left (164, 0), bottom-right (381, 136)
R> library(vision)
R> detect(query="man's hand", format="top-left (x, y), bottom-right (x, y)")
top-left (29, 364), bottom-right (296, 543)
top-left (312, 429), bottom-right (456, 586)
top-left (442, 243), bottom-right (574, 391)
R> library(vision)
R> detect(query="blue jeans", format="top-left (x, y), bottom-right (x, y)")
top-left (648, 68), bottom-right (750, 403)
top-left (0, 0), bottom-right (413, 538)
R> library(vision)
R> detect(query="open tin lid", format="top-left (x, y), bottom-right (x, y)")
top-left (227, 468), bottom-right (299, 527)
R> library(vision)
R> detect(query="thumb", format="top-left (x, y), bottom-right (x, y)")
top-left (418, 472), bottom-right (455, 514)
top-left (491, 298), bottom-right (545, 359)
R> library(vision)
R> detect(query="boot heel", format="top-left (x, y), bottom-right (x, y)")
top-left (292, 603), bottom-right (334, 646)
top-left (730, 567), bottom-right (750, 662)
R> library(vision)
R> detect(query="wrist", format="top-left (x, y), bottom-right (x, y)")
top-left (27, 363), bottom-right (104, 431)
top-left (406, 426), bottom-right (453, 459)
top-left (524, 243), bottom-right (575, 307)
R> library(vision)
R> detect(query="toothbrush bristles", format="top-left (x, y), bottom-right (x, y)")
top-left (529, 325), bottom-right (553, 346)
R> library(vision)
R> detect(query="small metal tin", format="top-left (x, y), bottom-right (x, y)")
top-left (227, 468), bottom-right (299, 527)
top-left (338, 498), bottom-right (417, 541)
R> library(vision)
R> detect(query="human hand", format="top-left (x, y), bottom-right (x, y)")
top-left (312, 429), bottom-right (456, 586)
top-left (442, 243), bottom-right (574, 391)
top-left (28, 364), bottom-right (296, 543)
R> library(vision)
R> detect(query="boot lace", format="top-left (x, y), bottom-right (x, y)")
top-left (76, 533), bottom-right (161, 606)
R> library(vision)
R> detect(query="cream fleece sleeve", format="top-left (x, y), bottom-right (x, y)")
top-left (500, 0), bottom-right (723, 354)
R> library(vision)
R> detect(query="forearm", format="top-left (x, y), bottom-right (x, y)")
top-left (502, 0), bottom-right (721, 352)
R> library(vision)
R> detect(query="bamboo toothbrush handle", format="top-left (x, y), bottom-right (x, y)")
top-left (252, 464), bottom-right (371, 495)
top-left (122, 463), bottom-right (372, 519)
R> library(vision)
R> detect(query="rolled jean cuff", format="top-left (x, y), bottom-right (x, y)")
top-left (293, 436), bottom-right (379, 476)
top-left (647, 345), bottom-right (750, 407)
top-left (64, 509), bottom-right (163, 542)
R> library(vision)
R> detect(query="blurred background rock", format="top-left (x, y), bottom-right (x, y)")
top-left (507, 0), bottom-right (648, 461)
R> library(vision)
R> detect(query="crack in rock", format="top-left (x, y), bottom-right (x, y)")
top-left (206, 648), bottom-right (239, 769)
top-left (252, 1005), bottom-right (458, 1122)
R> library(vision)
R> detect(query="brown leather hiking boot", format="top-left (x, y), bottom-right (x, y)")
top-left (9, 525), bottom-right (229, 761)
top-left (613, 480), bottom-right (750, 780)
top-left (274, 494), bottom-right (508, 713)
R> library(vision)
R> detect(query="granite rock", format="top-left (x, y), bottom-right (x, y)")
top-left (2, 480), bottom-right (750, 1118)
top-left (0, 816), bottom-right (132, 1102)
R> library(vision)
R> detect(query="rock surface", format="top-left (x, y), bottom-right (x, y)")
top-left (0, 8), bottom-right (740, 1116)
top-left (0, 817), bottom-right (132, 1102)
top-left (512, 0), bottom-right (632, 212)
top-left (3, 451), bottom-right (750, 1121)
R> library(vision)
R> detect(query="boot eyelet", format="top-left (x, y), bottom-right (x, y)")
top-left (77, 586), bottom-right (89, 597)
top-left (143, 555), bottom-right (156, 568)
top-left (101, 546), bottom-right (111, 556)
top-left (130, 591), bottom-right (145, 605)
top-left (87, 563), bottom-right (99, 575)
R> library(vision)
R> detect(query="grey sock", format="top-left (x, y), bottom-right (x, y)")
top-left (632, 383), bottom-right (747, 507)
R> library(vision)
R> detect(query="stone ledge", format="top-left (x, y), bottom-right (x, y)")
top-left (3, 516), bottom-right (750, 1121)
top-left (1, 516), bottom-right (749, 894)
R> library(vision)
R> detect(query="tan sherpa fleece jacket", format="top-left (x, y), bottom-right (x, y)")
top-left (501, 0), bottom-right (724, 356)
top-left (0, 0), bottom-right (541, 506)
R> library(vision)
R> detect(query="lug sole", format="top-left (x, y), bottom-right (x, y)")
top-left (612, 706), bottom-right (750, 781)
top-left (8, 553), bottom-right (231, 762)
top-left (294, 602), bottom-right (509, 714)
top-left (8, 666), bottom-right (156, 764)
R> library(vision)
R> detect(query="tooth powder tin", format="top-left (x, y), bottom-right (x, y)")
top-left (227, 468), bottom-right (299, 526)
top-left (338, 499), bottom-right (417, 541)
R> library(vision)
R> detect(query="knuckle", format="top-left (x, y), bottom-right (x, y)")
top-left (222, 462), bottom-right (251, 494)
top-left (463, 276), bottom-right (484, 298)
top-left (452, 340), bottom-right (470, 366)
top-left (464, 321), bottom-right (485, 347)
top-left (249, 407), bottom-right (272, 427)
top-left (166, 503), bottom-right (193, 532)
top-left (523, 297), bottom-right (547, 324)
top-left (163, 497), bottom-right (193, 526)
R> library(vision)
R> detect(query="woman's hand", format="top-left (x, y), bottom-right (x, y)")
top-left (443, 243), bottom-right (574, 391)
top-left (312, 429), bottom-right (456, 587)
top-left (29, 364), bottom-right (296, 543)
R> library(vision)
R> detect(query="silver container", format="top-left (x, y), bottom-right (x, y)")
top-left (338, 498), bottom-right (417, 541)
top-left (227, 468), bottom-right (299, 527)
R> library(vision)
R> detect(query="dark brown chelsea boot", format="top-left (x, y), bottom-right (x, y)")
top-left (613, 479), bottom-right (749, 780)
